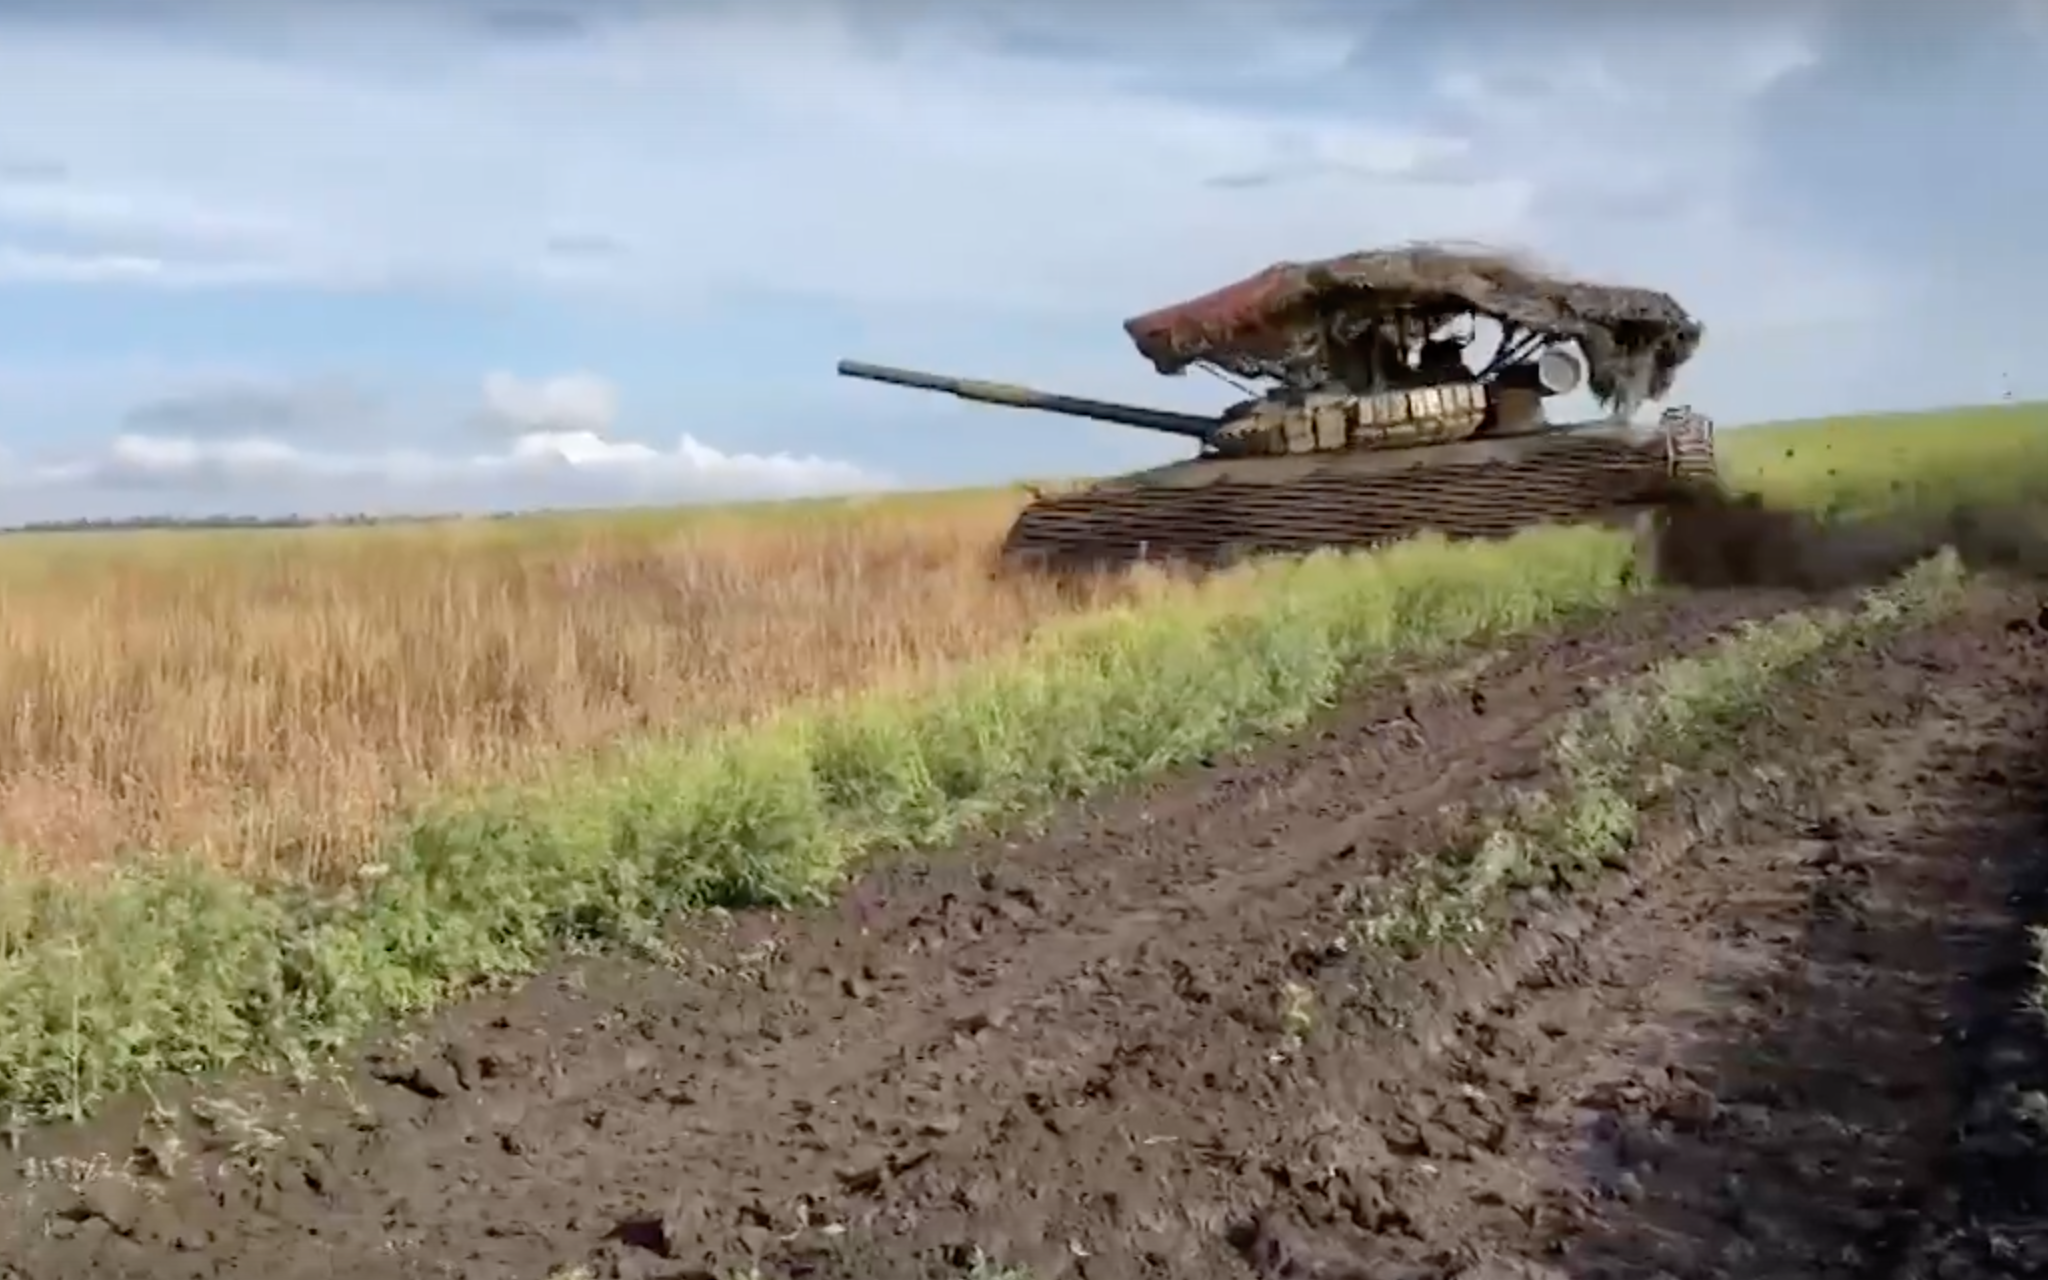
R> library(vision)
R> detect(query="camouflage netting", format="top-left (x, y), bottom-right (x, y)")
top-left (1122, 243), bottom-right (1704, 414)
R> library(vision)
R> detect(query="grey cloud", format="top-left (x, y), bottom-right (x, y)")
top-left (1366, 0), bottom-right (1822, 50)
top-left (474, 4), bottom-right (592, 41)
top-left (1747, 2), bottom-right (2048, 293)
top-left (123, 377), bottom-right (382, 437)
top-left (1334, 1), bottom-right (1818, 101)
top-left (1200, 158), bottom-right (1386, 192)
top-left (0, 156), bottom-right (66, 184)
top-left (1201, 168), bottom-right (1291, 192)
top-left (1201, 155), bottom-right (1491, 193)
top-left (1526, 180), bottom-right (1699, 226)
top-left (544, 230), bottom-right (626, 260)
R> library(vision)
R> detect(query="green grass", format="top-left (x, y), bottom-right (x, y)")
top-left (1721, 401), bottom-right (2048, 516)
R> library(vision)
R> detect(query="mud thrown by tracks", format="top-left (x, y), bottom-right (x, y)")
top-left (8, 580), bottom-right (2048, 1279)
top-left (1641, 478), bottom-right (2048, 593)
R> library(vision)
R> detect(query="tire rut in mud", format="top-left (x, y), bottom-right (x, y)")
top-left (0, 587), bottom-right (1810, 1280)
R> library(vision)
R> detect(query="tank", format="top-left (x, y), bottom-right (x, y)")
top-left (838, 244), bottom-right (1721, 573)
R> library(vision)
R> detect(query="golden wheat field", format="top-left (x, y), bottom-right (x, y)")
top-left (0, 492), bottom-right (1153, 882)
top-left (5, 403), bottom-right (2044, 885)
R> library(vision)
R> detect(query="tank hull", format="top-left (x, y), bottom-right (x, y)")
top-left (999, 417), bottom-right (1718, 573)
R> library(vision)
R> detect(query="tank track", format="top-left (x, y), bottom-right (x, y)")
top-left (1000, 426), bottom-right (1718, 574)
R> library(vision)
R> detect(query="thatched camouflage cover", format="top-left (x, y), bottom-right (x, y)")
top-left (1122, 244), bottom-right (1703, 413)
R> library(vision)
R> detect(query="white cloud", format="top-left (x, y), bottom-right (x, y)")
top-left (0, 247), bottom-right (287, 288)
top-left (0, 371), bottom-right (885, 521)
top-left (0, 6), bottom-right (1866, 329)
top-left (479, 371), bottom-right (619, 437)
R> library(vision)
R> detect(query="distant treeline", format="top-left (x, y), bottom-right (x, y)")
top-left (0, 512), bottom-right (522, 535)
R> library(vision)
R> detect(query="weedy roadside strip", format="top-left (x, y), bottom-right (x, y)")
top-left (1356, 549), bottom-right (1968, 956)
top-left (0, 526), bottom-right (1638, 1123)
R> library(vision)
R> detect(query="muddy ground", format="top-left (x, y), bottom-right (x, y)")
top-left (5, 572), bottom-right (2048, 1277)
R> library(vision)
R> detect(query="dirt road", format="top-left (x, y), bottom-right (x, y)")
top-left (5, 582), bottom-right (2047, 1280)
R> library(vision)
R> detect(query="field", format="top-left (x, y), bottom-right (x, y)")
top-left (5, 403), bottom-right (2042, 885)
top-left (3, 403), bottom-right (2048, 1278)
top-left (0, 495), bottom-right (1135, 882)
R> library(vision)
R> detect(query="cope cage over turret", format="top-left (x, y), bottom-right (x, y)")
top-left (1120, 243), bottom-right (1704, 421)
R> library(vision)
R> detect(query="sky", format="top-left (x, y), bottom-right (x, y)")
top-left (0, 0), bottom-right (2040, 523)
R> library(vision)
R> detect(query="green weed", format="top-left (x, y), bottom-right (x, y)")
top-left (1358, 551), bottom-right (1967, 952)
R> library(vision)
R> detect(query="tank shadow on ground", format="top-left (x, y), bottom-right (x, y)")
top-left (1552, 645), bottom-right (2048, 1279)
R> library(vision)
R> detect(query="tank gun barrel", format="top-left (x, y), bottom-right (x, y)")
top-left (836, 359), bottom-right (1220, 441)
